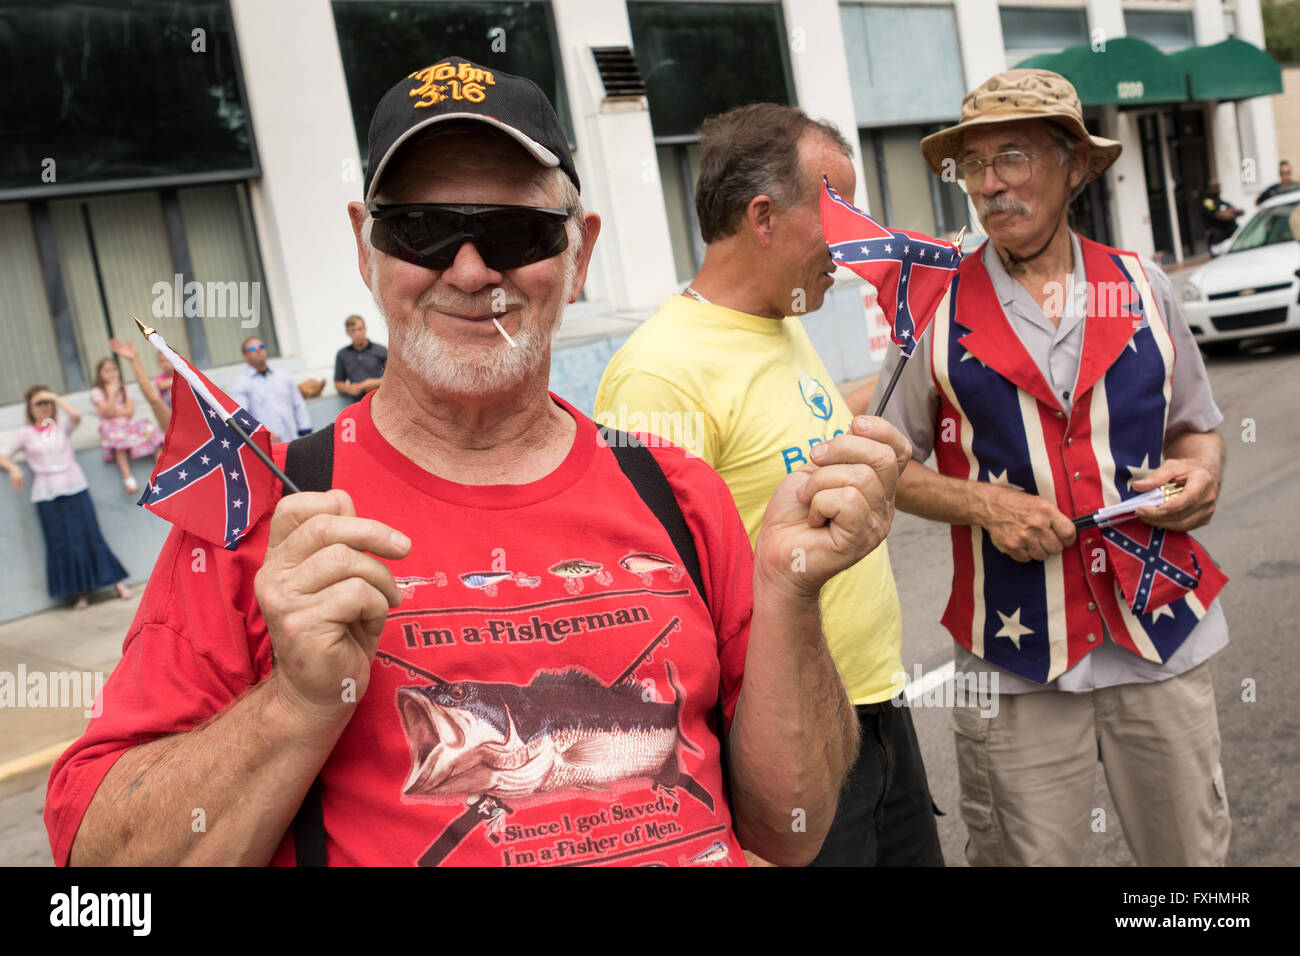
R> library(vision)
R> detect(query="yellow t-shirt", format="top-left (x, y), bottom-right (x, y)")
top-left (595, 294), bottom-right (904, 704)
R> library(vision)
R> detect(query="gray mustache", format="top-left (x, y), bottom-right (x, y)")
top-left (981, 197), bottom-right (1030, 218)
top-left (414, 292), bottom-right (526, 314)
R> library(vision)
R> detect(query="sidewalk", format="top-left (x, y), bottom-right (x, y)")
top-left (0, 590), bottom-right (139, 798)
top-left (1161, 252), bottom-right (1212, 280)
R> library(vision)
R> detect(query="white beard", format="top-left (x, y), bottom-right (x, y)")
top-left (370, 273), bottom-right (566, 397)
top-left (384, 306), bottom-right (558, 396)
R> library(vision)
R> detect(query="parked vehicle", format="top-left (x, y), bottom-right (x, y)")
top-left (1180, 191), bottom-right (1300, 355)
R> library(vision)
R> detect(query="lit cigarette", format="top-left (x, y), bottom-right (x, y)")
top-left (492, 317), bottom-right (517, 348)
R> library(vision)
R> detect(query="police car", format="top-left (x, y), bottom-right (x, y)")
top-left (1179, 189), bottom-right (1300, 354)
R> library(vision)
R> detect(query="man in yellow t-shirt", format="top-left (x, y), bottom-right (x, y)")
top-left (596, 104), bottom-right (942, 866)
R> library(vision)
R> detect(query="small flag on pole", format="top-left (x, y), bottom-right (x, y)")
top-left (132, 317), bottom-right (289, 549)
top-left (820, 179), bottom-right (963, 414)
top-left (821, 179), bottom-right (961, 359)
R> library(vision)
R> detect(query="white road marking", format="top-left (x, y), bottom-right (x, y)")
top-left (904, 660), bottom-right (955, 703)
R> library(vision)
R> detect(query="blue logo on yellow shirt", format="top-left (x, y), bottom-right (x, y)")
top-left (797, 372), bottom-right (833, 421)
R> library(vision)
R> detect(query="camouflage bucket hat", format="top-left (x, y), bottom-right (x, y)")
top-left (920, 69), bottom-right (1122, 182)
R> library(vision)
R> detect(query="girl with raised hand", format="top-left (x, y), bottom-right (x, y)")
top-left (90, 356), bottom-right (164, 493)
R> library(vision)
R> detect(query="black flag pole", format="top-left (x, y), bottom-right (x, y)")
top-left (873, 358), bottom-right (909, 416)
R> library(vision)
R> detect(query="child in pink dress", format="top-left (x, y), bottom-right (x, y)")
top-left (90, 357), bottom-right (164, 494)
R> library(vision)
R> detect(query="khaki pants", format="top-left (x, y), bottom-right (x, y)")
top-left (951, 661), bottom-right (1230, 866)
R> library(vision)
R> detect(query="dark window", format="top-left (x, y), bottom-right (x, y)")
top-left (0, 0), bottom-right (257, 200)
top-left (999, 5), bottom-right (1089, 55)
top-left (331, 1), bottom-right (572, 165)
top-left (627, 1), bottom-right (793, 140)
top-left (858, 125), bottom-right (970, 239)
top-left (1124, 10), bottom-right (1195, 52)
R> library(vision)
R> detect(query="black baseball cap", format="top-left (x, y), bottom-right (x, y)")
top-left (363, 56), bottom-right (580, 202)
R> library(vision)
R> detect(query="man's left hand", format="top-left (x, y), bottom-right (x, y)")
top-left (1132, 457), bottom-right (1219, 531)
top-left (753, 416), bottom-right (910, 601)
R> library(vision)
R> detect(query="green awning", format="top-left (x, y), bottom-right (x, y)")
top-left (1016, 37), bottom-right (1186, 106)
top-left (1167, 38), bottom-right (1283, 101)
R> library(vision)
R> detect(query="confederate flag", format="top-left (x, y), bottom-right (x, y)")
top-left (820, 178), bottom-right (961, 358)
top-left (1101, 520), bottom-right (1228, 616)
top-left (137, 355), bottom-right (275, 550)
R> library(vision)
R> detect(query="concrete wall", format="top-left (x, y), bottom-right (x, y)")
top-left (228, 0), bottom-right (376, 371)
top-left (1274, 65), bottom-right (1300, 171)
top-left (2, 443), bottom-right (171, 622)
top-left (1233, 0), bottom-right (1281, 203)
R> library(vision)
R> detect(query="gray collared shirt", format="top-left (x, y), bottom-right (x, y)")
top-left (228, 365), bottom-right (312, 443)
top-left (880, 231), bottom-right (1228, 693)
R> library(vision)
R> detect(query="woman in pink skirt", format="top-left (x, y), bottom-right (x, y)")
top-left (90, 357), bottom-right (164, 494)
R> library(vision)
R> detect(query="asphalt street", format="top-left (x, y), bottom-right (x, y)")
top-left (1, 338), bottom-right (1296, 867)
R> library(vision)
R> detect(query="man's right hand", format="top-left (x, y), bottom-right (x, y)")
top-left (254, 489), bottom-right (410, 723)
top-left (976, 483), bottom-right (1076, 562)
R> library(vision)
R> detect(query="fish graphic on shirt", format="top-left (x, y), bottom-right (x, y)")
top-left (548, 559), bottom-right (613, 594)
top-left (397, 664), bottom-right (702, 802)
top-left (619, 552), bottom-right (684, 585)
top-left (690, 840), bottom-right (729, 865)
top-left (459, 571), bottom-right (514, 596)
top-left (394, 573), bottom-right (447, 599)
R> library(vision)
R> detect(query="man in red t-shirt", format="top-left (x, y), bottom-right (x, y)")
top-left (46, 57), bottom-right (912, 867)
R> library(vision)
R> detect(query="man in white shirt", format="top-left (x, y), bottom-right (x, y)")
top-left (228, 336), bottom-right (312, 444)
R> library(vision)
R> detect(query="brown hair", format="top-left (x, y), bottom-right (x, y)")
top-left (24, 385), bottom-right (51, 425)
top-left (694, 103), bottom-right (852, 243)
top-left (93, 357), bottom-right (119, 390)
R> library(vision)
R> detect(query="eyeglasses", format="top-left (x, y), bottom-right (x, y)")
top-left (956, 148), bottom-right (1053, 193)
top-left (367, 203), bottom-right (571, 272)
top-left (244, 343), bottom-right (266, 353)
top-left (32, 399), bottom-right (54, 406)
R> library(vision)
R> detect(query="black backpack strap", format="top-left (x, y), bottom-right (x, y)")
top-left (283, 424), bottom-right (335, 867)
top-left (598, 426), bottom-right (708, 613)
top-left (598, 427), bottom-right (731, 803)
top-left (283, 424), bottom-right (335, 494)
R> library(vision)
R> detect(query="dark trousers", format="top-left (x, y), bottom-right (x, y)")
top-left (807, 700), bottom-right (944, 867)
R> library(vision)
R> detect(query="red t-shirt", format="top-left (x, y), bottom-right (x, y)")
top-left (46, 393), bottom-right (752, 867)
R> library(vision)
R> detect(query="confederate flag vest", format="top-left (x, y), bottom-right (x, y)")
top-left (929, 235), bottom-right (1227, 683)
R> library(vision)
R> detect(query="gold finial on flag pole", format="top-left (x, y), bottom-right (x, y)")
top-left (954, 225), bottom-right (967, 248)
top-left (131, 315), bottom-right (156, 339)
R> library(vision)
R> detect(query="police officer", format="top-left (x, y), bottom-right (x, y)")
top-left (1201, 180), bottom-right (1242, 246)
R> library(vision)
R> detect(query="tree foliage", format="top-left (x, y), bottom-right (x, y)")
top-left (1262, 0), bottom-right (1300, 63)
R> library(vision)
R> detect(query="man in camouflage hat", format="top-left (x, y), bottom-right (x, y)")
top-left (879, 69), bottom-right (1232, 865)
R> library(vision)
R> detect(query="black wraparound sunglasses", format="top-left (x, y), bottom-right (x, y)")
top-left (367, 202), bottom-right (571, 272)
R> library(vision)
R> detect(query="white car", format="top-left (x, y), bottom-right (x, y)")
top-left (1180, 191), bottom-right (1300, 354)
